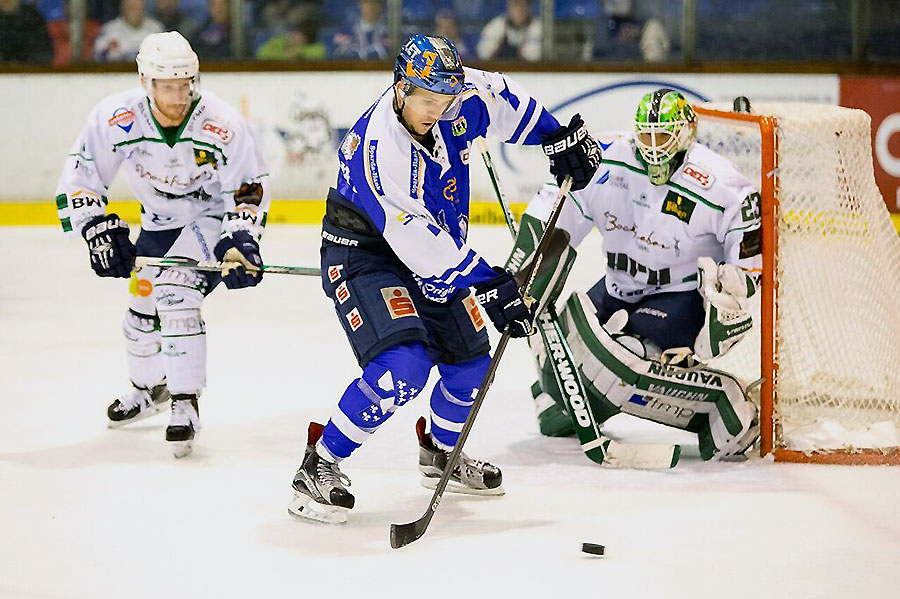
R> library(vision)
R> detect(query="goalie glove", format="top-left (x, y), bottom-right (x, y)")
top-left (694, 257), bottom-right (755, 360)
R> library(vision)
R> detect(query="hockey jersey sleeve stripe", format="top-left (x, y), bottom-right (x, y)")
top-left (436, 248), bottom-right (480, 284)
top-left (506, 97), bottom-right (537, 144)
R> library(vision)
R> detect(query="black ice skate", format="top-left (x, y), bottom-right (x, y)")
top-left (165, 394), bottom-right (200, 459)
top-left (107, 381), bottom-right (170, 428)
top-left (288, 422), bottom-right (355, 524)
top-left (416, 417), bottom-right (504, 496)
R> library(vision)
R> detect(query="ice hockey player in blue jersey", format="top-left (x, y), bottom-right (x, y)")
top-left (288, 34), bottom-right (601, 523)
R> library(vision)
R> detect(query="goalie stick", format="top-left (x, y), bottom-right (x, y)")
top-left (389, 176), bottom-right (572, 550)
top-left (475, 137), bottom-right (680, 469)
top-left (134, 256), bottom-right (321, 277)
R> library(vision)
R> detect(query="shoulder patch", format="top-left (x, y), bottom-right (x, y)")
top-left (661, 190), bottom-right (696, 224)
top-left (451, 116), bottom-right (467, 136)
top-left (681, 163), bottom-right (715, 190)
top-left (341, 131), bottom-right (361, 161)
top-left (200, 119), bottom-right (233, 144)
top-left (108, 107), bottom-right (135, 133)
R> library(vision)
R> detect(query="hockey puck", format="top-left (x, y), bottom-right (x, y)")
top-left (581, 542), bottom-right (605, 556)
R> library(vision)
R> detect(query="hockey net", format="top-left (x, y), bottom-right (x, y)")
top-left (697, 102), bottom-right (900, 464)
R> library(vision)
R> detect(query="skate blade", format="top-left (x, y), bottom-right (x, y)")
top-left (170, 439), bottom-right (195, 459)
top-left (107, 401), bottom-right (170, 429)
top-left (421, 476), bottom-right (505, 496)
top-left (287, 492), bottom-right (349, 524)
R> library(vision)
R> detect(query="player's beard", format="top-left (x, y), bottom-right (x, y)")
top-left (152, 99), bottom-right (191, 126)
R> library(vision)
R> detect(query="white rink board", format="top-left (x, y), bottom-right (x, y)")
top-left (0, 71), bottom-right (837, 202)
top-left (2, 225), bottom-right (899, 599)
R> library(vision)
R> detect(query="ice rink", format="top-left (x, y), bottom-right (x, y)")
top-left (2, 225), bottom-right (899, 599)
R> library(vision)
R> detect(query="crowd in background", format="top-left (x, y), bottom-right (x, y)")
top-left (1, 0), bottom-right (898, 65)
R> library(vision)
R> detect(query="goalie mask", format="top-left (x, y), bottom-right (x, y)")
top-left (136, 31), bottom-right (200, 121)
top-left (634, 89), bottom-right (697, 185)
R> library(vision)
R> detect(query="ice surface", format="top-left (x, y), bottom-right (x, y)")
top-left (1, 226), bottom-right (899, 598)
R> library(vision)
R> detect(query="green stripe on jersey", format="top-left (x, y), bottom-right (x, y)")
top-left (55, 194), bottom-right (67, 210)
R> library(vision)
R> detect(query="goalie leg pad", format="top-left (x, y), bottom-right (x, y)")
top-left (562, 291), bottom-right (757, 460)
top-left (155, 267), bottom-right (208, 396)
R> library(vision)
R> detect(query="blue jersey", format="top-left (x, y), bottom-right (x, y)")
top-left (334, 67), bottom-right (559, 301)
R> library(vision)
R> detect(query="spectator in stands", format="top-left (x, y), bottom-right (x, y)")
top-left (94, 0), bottom-right (163, 62)
top-left (594, 0), bottom-right (670, 62)
top-left (434, 9), bottom-right (471, 61)
top-left (0, 0), bottom-right (53, 63)
top-left (476, 0), bottom-right (542, 61)
top-left (193, 0), bottom-right (231, 60)
top-left (154, 0), bottom-right (200, 41)
top-left (48, 0), bottom-right (102, 65)
top-left (332, 0), bottom-right (389, 60)
top-left (257, 4), bottom-right (325, 60)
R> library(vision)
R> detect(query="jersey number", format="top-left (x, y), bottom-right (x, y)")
top-left (741, 192), bottom-right (761, 223)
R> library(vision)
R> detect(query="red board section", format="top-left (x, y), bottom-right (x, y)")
top-left (840, 76), bottom-right (900, 213)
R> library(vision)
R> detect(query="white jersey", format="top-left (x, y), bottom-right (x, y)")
top-left (525, 136), bottom-right (762, 301)
top-left (56, 88), bottom-right (269, 240)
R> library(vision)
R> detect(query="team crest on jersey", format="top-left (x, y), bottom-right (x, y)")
top-left (200, 120), bottom-right (233, 144)
top-left (661, 191), bottom-right (696, 224)
top-left (346, 307), bottom-right (364, 331)
top-left (108, 108), bottom-right (135, 133)
top-left (681, 163), bottom-right (714, 189)
top-left (381, 287), bottom-right (418, 319)
top-left (327, 264), bottom-right (343, 283)
top-left (341, 131), bottom-right (361, 161)
top-left (193, 147), bottom-right (218, 169)
top-left (451, 116), bottom-right (467, 136)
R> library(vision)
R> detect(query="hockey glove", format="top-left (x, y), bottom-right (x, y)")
top-left (473, 267), bottom-right (537, 338)
top-left (540, 113), bottom-right (602, 191)
top-left (214, 231), bottom-right (263, 289)
top-left (82, 213), bottom-right (136, 278)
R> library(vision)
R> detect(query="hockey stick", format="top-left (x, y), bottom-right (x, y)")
top-left (389, 176), bottom-right (572, 550)
top-left (134, 256), bottom-right (321, 277)
top-left (475, 138), bottom-right (679, 469)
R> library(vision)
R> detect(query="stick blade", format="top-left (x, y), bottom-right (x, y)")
top-left (390, 518), bottom-right (428, 549)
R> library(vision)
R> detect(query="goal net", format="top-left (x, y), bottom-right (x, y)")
top-left (697, 102), bottom-right (900, 463)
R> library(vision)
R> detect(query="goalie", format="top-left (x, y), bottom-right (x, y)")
top-left (509, 89), bottom-right (761, 461)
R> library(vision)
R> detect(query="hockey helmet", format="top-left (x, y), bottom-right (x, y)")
top-left (634, 89), bottom-right (697, 185)
top-left (137, 31), bottom-right (200, 105)
top-left (394, 34), bottom-right (465, 97)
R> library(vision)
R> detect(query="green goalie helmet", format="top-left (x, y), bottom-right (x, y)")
top-left (634, 89), bottom-right (698, 185)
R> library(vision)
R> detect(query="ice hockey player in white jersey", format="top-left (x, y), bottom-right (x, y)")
top-left (508, 89), bottom-right (761, 463)
top-left (288, 34), bottom-right (601, 523)
top-left (55, 32), bottom-right (269, 458)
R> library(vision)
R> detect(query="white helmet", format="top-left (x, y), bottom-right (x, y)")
top-left (136, 31), bottom-right (199, 81)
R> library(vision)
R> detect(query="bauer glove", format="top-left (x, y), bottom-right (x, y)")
top-left (214, 231), bottom-right (263, 289)
top-left (540, 113), bottom-right (602, 191)
top-left (82, 213), bottom-right (136, 278)
top-left (473, 267), bottom-right (537, 338)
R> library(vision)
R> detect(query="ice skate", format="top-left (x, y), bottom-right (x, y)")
top-left (107, 381), bottom-right (170, 428)
top-left (165, 394), bottom-right (199, 458)
top-left (416, 417), bottom-right (504, 496)
top-left (288, 422), bottom-right (355, 524)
